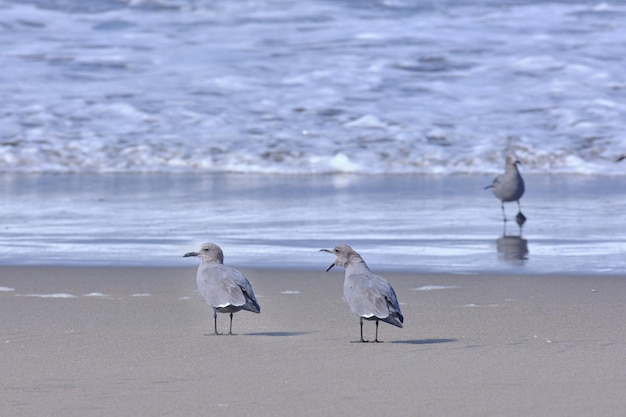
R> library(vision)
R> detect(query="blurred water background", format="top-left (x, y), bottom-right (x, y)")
top-left (1, 0), bottom-right (624, 273)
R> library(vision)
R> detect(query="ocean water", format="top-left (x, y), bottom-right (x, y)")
top-left (1, 173), bottom-right (624, 275)
top-left (1, 1), bottom-right (624, 275)
top-left (1, 0), bottom-right (625, 175)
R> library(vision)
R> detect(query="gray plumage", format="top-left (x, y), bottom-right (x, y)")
top-left (183, 242), bottom-right (260, 335)
top-left (485, 155), bottom-right (525, 221)
top-left (320, 244), bottom-right (403, 343)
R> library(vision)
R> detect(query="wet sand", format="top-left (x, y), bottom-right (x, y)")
top-left (2, 266), bottom-right (625, 416)
top-left (2, 173), bottom-right (625, 274)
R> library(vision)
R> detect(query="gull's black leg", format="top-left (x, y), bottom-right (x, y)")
top-left (361, 317), bottom-right (367, 342)
top-left (374, 320), bottom-right (382, 343)
top-left (351, 317), bottom-right (368, 343)
top-left (213, 310), bottom-right (221, 335)
top-left (228, 313), bottom-right (234, 335)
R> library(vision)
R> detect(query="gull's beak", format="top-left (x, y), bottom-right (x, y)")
top-left (319, 248), bottom-right (335, 272)
top-left (183, 251), bottom-right (198, 258)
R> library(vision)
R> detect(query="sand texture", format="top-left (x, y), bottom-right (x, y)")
top-left (2, 266), bottom-right (625, 416)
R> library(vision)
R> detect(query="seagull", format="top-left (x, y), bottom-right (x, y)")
top-left (485, 155), bottom-right (526, 223)
top-left (320, 244), bottom-right (403, 343)
top-left (184, 243), bottom-right (260, 335)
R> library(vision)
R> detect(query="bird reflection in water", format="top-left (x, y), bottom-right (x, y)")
top-left (496, 215), bottom-right (529, 262)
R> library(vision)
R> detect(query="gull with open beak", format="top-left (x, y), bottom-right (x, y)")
top-left (320, 244), bottom-right (403, 342)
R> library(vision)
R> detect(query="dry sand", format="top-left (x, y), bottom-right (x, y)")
top-left (2, 266), bottom-right (625, 416)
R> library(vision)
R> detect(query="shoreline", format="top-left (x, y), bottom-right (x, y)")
top-left (2, 172), bottom-right (626, 275)
top-left (0, 264), bottom-right (624, 283)
top-left (2, 173), bottom-right (625, 275)
top-left (2, 266), bottom-right (625, 416)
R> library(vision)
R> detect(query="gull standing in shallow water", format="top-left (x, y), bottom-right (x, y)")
top-left (184, 243), bottom-right (260, 335)
top-left (485, 155), bottom-right (526, 224)
top-left (320, 244), bottom-right (403, 343)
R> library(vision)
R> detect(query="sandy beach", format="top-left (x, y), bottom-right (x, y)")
top-left (3, 0), bottom-right (625, 414)
top-left (2, 266), bottom-right (625, 416)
